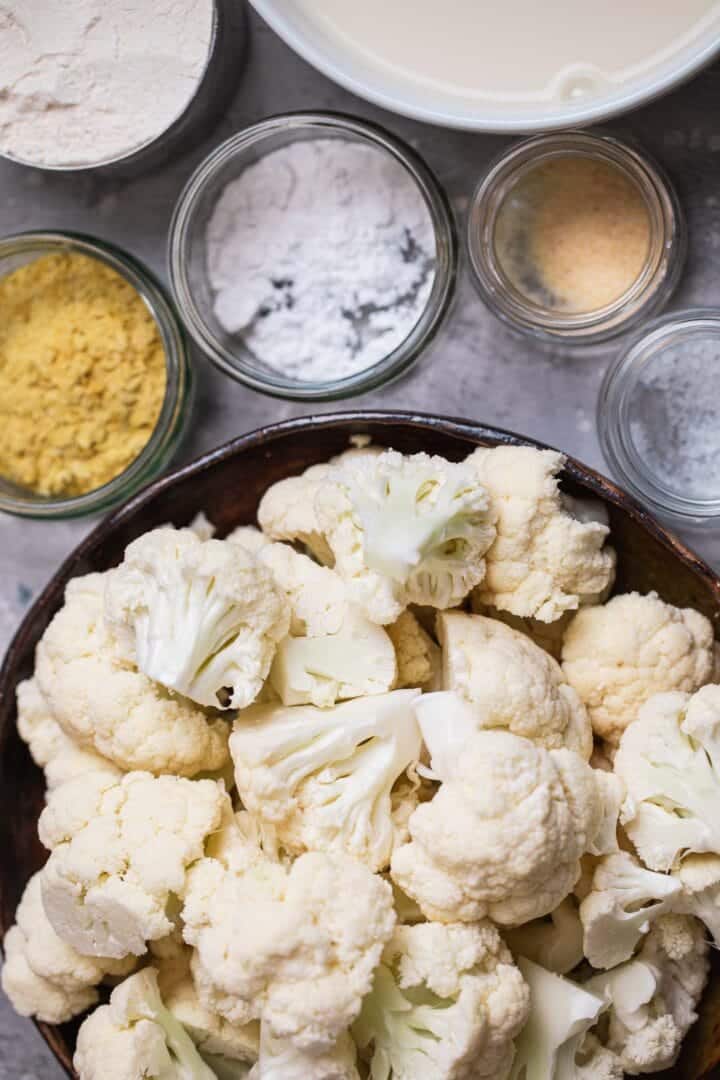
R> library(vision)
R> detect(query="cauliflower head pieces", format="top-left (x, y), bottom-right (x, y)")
top-left (39, 770), bottom-right (228, 958)
top-left (230, 691), bottom-right (422, 871)
top-left (354, 921), bottom-right (530, 1080)
top-left (561, 591), bottom-right (715, 745)
top-left (391, 724), bottom-right (603, 926)
top-left (105, 528), bottom-right (290, 710)
top-left (35, 573), bottom-right (230, 776)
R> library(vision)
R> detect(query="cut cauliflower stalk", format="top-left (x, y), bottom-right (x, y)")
top-left (315, 449), bottom-right (496, 624)
top-left (105, 527), bottom-right (290, 710)
top-left (579, 852), bottom-right (682, 970)
top-left (182, 847), bottom-right (395, 1051)
top-left (38, 770), bottom-right (227, 958)
top-left (561, 591), bottom-right (715, 746)
top-left (470, 446), bottom-right (616, 623)
top-left (510, 958), bottom-right (607, 1080)
top-left (73, 967), bottom-right (218, 1080)
top-left (1, 872), bottom-right (135, 1024)
top-left (505, 896), bottom-right (584, 975)
top-left (584, 914), bottom-right (709, 1075)
top-left (391, 716), bottom-right (603, 926)
top-left (615, 685), bottom-right (720, 870)
top-left (354, 921), bottom-right (530, 1080)
top-left (35, 573), bottom-right (230, 776)
top-left (437, 611), bottom-right (592, 757)
top-left (230, 691), bottom-right (422, 870)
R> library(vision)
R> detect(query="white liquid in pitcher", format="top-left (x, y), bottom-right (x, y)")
top-left (294, 0), bottom-right (720, 104)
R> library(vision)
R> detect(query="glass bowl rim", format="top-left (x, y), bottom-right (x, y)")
top-left (466, 129), bottom-right (686, 344)
top-left (598, 307), bottom-right (720, 522)
top-left (168, 109), bottom-right (458, 401)
top-left (0, 230), bottom-right (191, 519)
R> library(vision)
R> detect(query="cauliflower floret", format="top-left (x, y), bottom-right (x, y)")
top-left (469, 446), bottom-right (615, 623)
top-left (38, 771), bottom-right (228, 958)
top-left (315, 449), bottom-right (496, 624)
top-left (390, 720), bottom-right (603, 927)
top-left (105, 528), bottom-right (290, 710)
top-left (675, 853), bottom-right (720, 947)
top-left (579, 852), bottom-right (683, 970)
top-left (387, 610), bottom-right (441, 689)
top-left (354, 921), bottom-right (529, 1080)
top-left (16, 676), bottom-right (121, 789)
top-left (257, 463), bottom-right (337, 565)
top-left (437, 611), bottom-right (592, 757)
top-left (614, 686), bottom-right (720, 871)
top-left (585, 915), bottom-right (709, 1074)
top-left (73, 968), bottom-right (217, 1080)
top-left (250, 1029), bottom-right (360, 1079)
top-left (470, 600), bottom-right (573, 660)
top-left (510, 959), bottom-right (607, 1080)
top-left (229, 531), bottom-right (398, 707)
top-left (229, 691), bottom-right (422, 871)
top-left (181, 849), bottom-right (396, 1051)
top-left (561, 592), bottom-right (715, 745)
top-left (1, 872), bottom-right (135, 1024)
top-left (35, 573), bottom-right (229, 776)
top-left (505, 896), bottom-right (584, 975)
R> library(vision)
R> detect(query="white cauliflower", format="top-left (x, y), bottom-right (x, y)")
top-left (354, 921), bottom-right (530, 1080)
top-left (229, 691), bottom-right (422, 870)
top-left (614, 686), bottom-right (720, 871)
top-left (181, 848), bottom-right (396, 1050)
top-left (229, 529), bottom-right (398, 707)
top-left (257, 463), bottom-right (336, 565)
top-left (387, 610), bottom-right (441, 689)
top-left (437, 611), bottom-right (592, 757)
top-left (469, 446), bottom-right (615, 623)
top-left (1, 872), bottom-right (135, 1023)
top-left (510, 958), bottom-right (607, 1080)
top-left (470, 600), bottom-right (573, 660)
top-left (153, 937), bottom-right (260, 1069)
top-left (16, 677), bottom-right (120, 790)
top-left (390, 718), bottom-right (603, 926)
top-left (315, 449), bottom-right (496, 624)
top-left (561, 592), bottom-right (715, 745)
top-left (250, 1029), bottom-right (360, 1080)
top-left (505, 897), bottom-right (584, 975)
top-left (35, 573), bottom-right (229, 776)
top-left (676, 853), bottom-right (720, 947)
top-left (73, 968), bottom-right (217, 1080)
top-left (105, 528), bottom-right (290, 710)
top-left (585, 915), bottom-right (709, 1074)
top-left (579, 852), bottom-right (683, 970)
top-left (38, 770), bottom-right (227, 958)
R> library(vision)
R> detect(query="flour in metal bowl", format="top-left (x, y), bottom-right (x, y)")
top-left (204, 138), bottom-right (438, 382)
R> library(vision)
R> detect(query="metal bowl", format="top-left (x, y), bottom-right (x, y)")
top-left (0, 411), bottom-right (718, 1076)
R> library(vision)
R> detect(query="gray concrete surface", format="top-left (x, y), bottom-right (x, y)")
top-left (1, 8), bottom-right (719, 1076)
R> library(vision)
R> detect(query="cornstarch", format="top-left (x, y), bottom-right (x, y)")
top-left (205, 139), bottom-right (437, 382)
top-left (0, 1), bottom-right (214, 167)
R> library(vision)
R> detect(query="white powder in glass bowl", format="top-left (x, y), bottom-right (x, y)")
top-left (0, 1), bottom-right (214, 167)
top-left (205, 138), bottom-right (437, 383)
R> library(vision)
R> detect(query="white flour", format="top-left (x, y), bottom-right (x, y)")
top-left (0, 1), bottom-right (214, 167)
top-left (206, 139), bottom-right (437, 382)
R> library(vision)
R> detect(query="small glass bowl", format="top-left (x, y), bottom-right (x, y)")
top-left (0, 232), bottom-right (192, 519)
top-left (0, 0), bottom-right (246, 176)
top-left (467, 131), bottom-right (685, 344)
top-left (598, 310), bottom-right (720, 525)
top-left (168, 111), bottom-right (457, 401)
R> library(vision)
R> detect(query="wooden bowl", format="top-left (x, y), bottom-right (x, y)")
top-left (1, 411), bottom-right (718, 1078)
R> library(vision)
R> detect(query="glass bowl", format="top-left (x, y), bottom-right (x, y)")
top-left (0, 232), bottom-right (193, 519)
top-left (467, 131), bottom-right (685, 344)
top-left (598, 309), bottom-right (720, 526)
top-left (168, 111), bottom-right (457, 400)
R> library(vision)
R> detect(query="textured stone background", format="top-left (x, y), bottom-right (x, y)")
top-left (1, 8), bottom-right (719, 1076)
